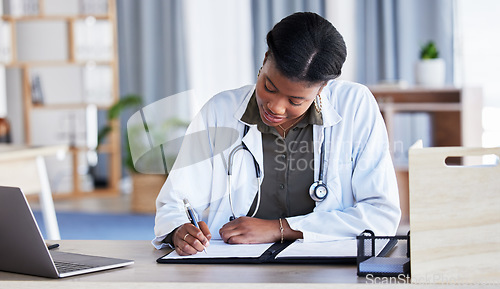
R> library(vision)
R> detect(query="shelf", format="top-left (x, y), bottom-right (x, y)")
top-left (377, 102), bottom-right (462, 112)
top-left (394, 166), bottom-right (409, 172)
top-left (2, 60), bottom-right (114, 67)
top-left (64, 144), bottom-right (114, 153)
top-left (1, 15), bottom-right (110, 21)
top-left (369, 85), bottom-right (461, 94)
top-left (371, 86), bottom-right (461, 103)
top-left (31, 103), bottom-right (113, 110)
top-left (369, 86), bottom-right (483, 223)
top-left (26, 187), bottom-right (119, 202)
top-left (2, 0), bottom-right (121, 198)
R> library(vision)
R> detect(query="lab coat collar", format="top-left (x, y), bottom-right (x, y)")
top-left (319, 81), bottom-right (342, 127)
top-left (234, 85), bottom-right (256, 122)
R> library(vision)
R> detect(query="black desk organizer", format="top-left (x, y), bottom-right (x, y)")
top-left (356, 230), bottom-right (410, 277)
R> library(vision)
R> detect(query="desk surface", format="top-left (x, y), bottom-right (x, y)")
top-left (0, 144), bottom-right (68, 161)
top-left (0, 240), bottom-right (488, 288)
top-left (0, 240), bottom-right (361, 283)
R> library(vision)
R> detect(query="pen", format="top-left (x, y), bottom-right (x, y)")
top-left (183, 198), bottom-right (208, 254)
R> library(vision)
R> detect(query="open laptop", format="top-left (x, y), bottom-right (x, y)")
top-left (0, 186), bottom-right (134, 278)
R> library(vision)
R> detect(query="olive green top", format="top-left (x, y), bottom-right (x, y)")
top-left (241, 91), bottom-right (323, 219)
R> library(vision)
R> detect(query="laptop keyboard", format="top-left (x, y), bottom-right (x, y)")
top-left (54, 261), bottom-right (98, 274)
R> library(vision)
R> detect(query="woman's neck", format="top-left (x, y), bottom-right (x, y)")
top-left (276, 113), bottom-right (306, 138)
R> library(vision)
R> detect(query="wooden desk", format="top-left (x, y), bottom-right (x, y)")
top-left (0, 240), bottom-right (360, 283)
top-left (0, 240), bottom-right (491, 288)
top-left (0, 144), bottom-right (68, 240)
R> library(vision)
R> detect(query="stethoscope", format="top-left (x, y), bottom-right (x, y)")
top-left (227, 125), bottom-right (328, 221)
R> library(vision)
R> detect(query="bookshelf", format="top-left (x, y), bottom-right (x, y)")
top-left (0, 0), bottom-right (120, 198)
top-left (369, 86), bottom-right (483, 222)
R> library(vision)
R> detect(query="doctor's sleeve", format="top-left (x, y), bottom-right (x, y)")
top-left (152, 106), bottom-right (217, 249)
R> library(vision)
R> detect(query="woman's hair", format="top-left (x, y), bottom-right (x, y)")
top-left (266, 12), bottom-right (347, 84)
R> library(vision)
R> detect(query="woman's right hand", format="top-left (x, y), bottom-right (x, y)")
top-left (172, 221), bottom-right (211, 256)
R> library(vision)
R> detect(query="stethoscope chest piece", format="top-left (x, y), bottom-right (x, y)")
top-left (309, 181), bottom-right (328, 202)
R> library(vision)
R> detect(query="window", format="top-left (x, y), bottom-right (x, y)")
top-left (455, 0), bottom-right (500, 147)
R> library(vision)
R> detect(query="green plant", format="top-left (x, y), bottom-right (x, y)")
top-left (126, 116), bottom-right (189, 174)
top-left (96, 94), bottom-right (142, 172)
top-left (420, 41), bottom-right (439, 59)
top-left (97, 94), bottom-right (143, 147)
top-left (97, 94), bottom-right (189, 174)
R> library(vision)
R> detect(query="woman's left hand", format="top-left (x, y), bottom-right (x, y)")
top-left (219, 216), bottom-right (281, 244)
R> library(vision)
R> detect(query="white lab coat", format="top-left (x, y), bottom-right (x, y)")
top-left (153, 80), bottom-right (401, 249)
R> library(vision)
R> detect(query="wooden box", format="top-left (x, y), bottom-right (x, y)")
top-left (408, 141), bottom-right (500, 284)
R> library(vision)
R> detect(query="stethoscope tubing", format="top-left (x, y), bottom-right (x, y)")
top-left (228, 144), bottom-right (262, 220)
top-left (227, 126), bottom-right (326, 220)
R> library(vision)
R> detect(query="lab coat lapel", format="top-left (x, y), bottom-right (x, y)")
top-left (312, 85), bottom-right (342, 183)
top-left (241, 124), bottom-right (263, 178)
top-left (320, 85), bottom-right (342, 127)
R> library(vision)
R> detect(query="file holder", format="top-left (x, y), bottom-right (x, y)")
top-left (356, 230), bottom-right (410, 277)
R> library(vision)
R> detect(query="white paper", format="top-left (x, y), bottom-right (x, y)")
top-left (161, 240), bottom-right (273, 260)
top-left (79, 0), bottom-right (108, 14)
top-left (0, 21), bottom-right (12, 63)
top-left (276, 238), bottom-right (390, 258)
top-left (83, 65), bottom-right (113, 105)
top-left (74, 20), bottom-right (112, 61)
top-left (359, 257), bottom-right (409, 273)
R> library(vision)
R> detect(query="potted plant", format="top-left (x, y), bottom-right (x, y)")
top-left (126, 114), bottom-right (189, 214)
top-left (97, 95), bottom-right (189, 214)
top-left (88, 94), bottom-right (142, 189)
top-left (415, 41), bottom-right (445, 86)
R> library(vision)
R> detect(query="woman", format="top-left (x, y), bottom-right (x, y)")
top-left (153, 12), bottom-right (400, 255)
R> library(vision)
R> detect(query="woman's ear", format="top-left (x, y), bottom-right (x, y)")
top-left (262, 52), bottom-right (269, 66)
top-left (317, 82), bottom-right (328, 95)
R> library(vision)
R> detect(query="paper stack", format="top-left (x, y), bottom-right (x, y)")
top-left (359, 257), bottom-right (410, 274)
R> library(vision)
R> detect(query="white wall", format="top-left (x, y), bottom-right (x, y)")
top-left (0, 67), bottom-right (6, 117)
top-left (324, 0), bottom-right (357, 82)
top-left (182, 0), bottom-right (254, 114)
top-left (455, 0), bottom-right (500, 147)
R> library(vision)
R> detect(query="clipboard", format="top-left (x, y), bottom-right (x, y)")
top-left (156, 241), bottom-right (292, 264)
top-left (156, 236), bottom-right (396, 265)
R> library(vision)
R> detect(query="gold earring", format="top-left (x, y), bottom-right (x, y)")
top-left (257, 66), bottom-right (262, 78)
top-left (314, 94), bottom-right (322, 113)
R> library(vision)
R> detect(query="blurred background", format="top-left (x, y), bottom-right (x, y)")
top-left (0, 0), bottom-right (498, 239)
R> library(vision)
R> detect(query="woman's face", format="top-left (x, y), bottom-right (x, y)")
top-left (255, 58), bottom-right (323, 128)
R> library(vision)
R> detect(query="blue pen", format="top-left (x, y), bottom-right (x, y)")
top-left (183, 198), bottom-right (208, 254)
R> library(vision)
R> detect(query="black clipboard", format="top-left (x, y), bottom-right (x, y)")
top-left (157, 241), bottom-right (292, 264)
top-left (156, 238), bottom-right (397, 265)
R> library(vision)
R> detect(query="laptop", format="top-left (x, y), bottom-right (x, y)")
top-left (0, 186), bottom-right (134, 278)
